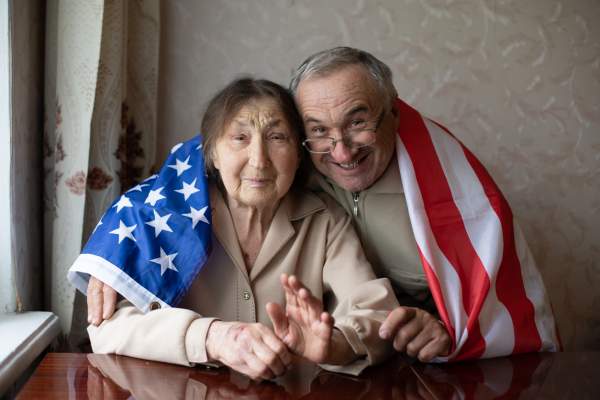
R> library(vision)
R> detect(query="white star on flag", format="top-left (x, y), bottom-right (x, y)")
top-left (196, 143), bottom-right (203, 150)
top-left (150, 247), bottom-right (178, 276)
top-left (171, 143), bottom-right (183, 154)
top-left (175, 178), bottom-right (200, 200)
top-left (143, 174), bottom-right (158, 182)
top-left (128, 183), bottom-right (149, 192)
top-left (145, 187), bottom-right (166, 206)
top-left (93, 219), bottom-right (103, 233)
top-left (113, 195), bottom-right (133, 213)
top-left (183, 205), bottom-right (209, 228)
top-left (168, 156), bottom-right (192, 176)
top-left (145, 209), bottom-right (173, 237)
top-left (110, 220), bottom-right (137, 243)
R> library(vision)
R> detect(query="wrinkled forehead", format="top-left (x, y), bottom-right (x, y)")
top-left (225, 97), bottom-right (287, 131)
top-left (294, 65), bottom-right (383, 118)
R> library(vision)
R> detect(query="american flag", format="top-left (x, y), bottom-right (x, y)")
top-left (395, 98), bottom-right (560, 360)
top-left (68, 135), bottom-right (212, 312)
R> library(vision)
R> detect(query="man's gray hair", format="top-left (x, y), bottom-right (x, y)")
top-left (289, 47), bottom-right (398, 106)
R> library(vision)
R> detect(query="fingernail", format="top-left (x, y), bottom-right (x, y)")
top-left (379, 329), bottom-right (389, 339)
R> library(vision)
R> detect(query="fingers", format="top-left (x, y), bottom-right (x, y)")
top-left (102, 284), bottom-right (117, 320)
top-left (314, 312), bottom-right (334, 339)
top-left (260, 325), bottom-right (293, 368)
top-left (266, 302), bottom-right (289, 338)
top-left (382, 307), bottom-right (452, 362)
top-left (280, 274), bottom-right (299, 313)
top-left (87, 277), bottom-right (103, 326)
top-left (86, 277), bottom-right (118, 325)
top-left (282, 274), bottom-right (323, 324)
top-left (392, 316), bottom-right (421, 352)
top-left (379, 306), bottom-right (416, 340)
top-left (415, 328), bottom-right (452, 362)
top-left (221, 323), bottom-right (291, 381)
top-left (243, 327), bottom-right (288, 379)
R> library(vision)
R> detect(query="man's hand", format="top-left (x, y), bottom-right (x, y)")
top-left (205, 320), bottom-right (292, 381)
top-left (379, 306), bottom-right (451, 362)
top-left (266, 274), bottom-right (335, 364)
top-left (87, 276), bottom-right (117, 326)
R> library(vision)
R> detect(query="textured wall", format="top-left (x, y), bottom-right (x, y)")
top-left (157, 0), bottom-right (600, 351)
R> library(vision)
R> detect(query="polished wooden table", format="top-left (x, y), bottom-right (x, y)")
top-left (16, 352), bottom-right (600, 399)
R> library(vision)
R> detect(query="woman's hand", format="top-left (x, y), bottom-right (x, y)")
top-left (205, 320), bottom-right (292, 381)
top-left (87, 276), bottom-right (117, 326)
top-left (266, 274), bottom-right (335, 364)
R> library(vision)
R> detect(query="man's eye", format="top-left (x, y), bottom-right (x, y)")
top-left (350, 119), bottom-right (366, 128)
top-left (310, 126), bottom-right (327, 136)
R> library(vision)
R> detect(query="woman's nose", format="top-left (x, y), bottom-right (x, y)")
top-left (248, 138), bottom-right (270, 168)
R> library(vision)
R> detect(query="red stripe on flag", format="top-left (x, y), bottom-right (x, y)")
top-left (431, 119), bottom-right (542, 354)
top-left (417, 246), bottom-right (457, 352)
top-left (395, 99), bottom-right (487, 360)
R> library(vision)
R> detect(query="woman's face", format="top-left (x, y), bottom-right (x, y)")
top-left (212, 98), bottom-right (300, 209)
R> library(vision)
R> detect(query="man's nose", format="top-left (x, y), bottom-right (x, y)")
top-left (329, 137), bottom-right (355, 163)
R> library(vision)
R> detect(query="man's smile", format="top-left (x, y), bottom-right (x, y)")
top-left (329, 151), bottom-right (371, 172)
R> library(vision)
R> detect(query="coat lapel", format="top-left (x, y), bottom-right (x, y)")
top-left (249, 196), bottom-right (295, 281)
top-left (249, 190), bottom-right (325, 281)
top-left (210, 186), bottom-right (250, 282)
top-left (210, 184), bottom-right (326, 283)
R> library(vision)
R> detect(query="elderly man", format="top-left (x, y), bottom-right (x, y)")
top-left (289, 48), bottom-right (451, 361)
top-left (86, 47), bottom-right (558, 363)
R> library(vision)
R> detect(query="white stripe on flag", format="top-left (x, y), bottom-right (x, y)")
top-left (513, 222), bottom-right (560, 351)
top-left (396, 137), bottom-right (469, 357)
top-left (424, 119), bottom-right (515, 358)
top-left (68, 253), bottom-right (170, 313)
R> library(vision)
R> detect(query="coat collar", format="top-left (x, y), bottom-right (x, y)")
top-left (210, 184), bottom-right (325, 282)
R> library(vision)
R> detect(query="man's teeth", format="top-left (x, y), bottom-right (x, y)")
top-left (339, 160), bottom-right (359, 169)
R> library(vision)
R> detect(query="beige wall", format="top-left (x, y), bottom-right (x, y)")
top-left (157, 0), bottom-right (600, 351)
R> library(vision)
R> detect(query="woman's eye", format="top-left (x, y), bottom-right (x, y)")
top-left (268, 132), bottom-right (287, 141)
top-left (231, 134), bottom-right (248, 142)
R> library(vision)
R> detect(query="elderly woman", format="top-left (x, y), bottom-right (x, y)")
top-left (86, 78), bottom-right (398, 379)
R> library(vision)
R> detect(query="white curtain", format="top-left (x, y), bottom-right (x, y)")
top-left (43, 0), bottom-right (160, 348)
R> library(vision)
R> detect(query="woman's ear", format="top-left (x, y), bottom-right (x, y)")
top-left (211, 148), bottom-right (221, 171)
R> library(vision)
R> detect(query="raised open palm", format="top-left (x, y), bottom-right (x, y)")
top-left (266, 274), bottom-right (334, 363)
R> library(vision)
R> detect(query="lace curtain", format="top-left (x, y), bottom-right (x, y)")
top-left (43, 0), bottom-right (160, 347)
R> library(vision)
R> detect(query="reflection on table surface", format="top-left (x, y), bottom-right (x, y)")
top-left (16, 352), bottom-right (600, 399)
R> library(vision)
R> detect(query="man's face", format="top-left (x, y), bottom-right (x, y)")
top-left (295, 65), bottom-right (397, 192)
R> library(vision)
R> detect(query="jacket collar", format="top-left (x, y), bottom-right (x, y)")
top-left (210, 184), bottom-right (325, 282)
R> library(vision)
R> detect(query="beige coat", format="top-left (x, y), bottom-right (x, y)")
top-left (88, 186), bottom-right (399, 375)
top-left (312, 159), bottom-right (436, 314)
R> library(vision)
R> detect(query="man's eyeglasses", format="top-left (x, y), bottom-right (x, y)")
top-left (302, 110), bottom-right (385, 154)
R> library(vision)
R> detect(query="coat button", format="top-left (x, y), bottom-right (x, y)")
top-left (149, 301), bottom-right (161, 310)
top-left (242, 291), bottom-right (251, 301)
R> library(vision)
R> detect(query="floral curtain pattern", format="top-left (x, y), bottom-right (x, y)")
top-left (43, 0), bottom-right (159, 346)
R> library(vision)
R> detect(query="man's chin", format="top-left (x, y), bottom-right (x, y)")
top-left (327, 159), bottom-right (375, 192)
top-left (329, 173), bottom-right (372, 192)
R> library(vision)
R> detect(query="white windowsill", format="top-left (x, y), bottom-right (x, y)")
top-left (0, 311), bottom-right (61, 396)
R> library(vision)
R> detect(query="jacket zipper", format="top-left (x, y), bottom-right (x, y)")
top-left (352, 192), bottom-right (359, 216)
